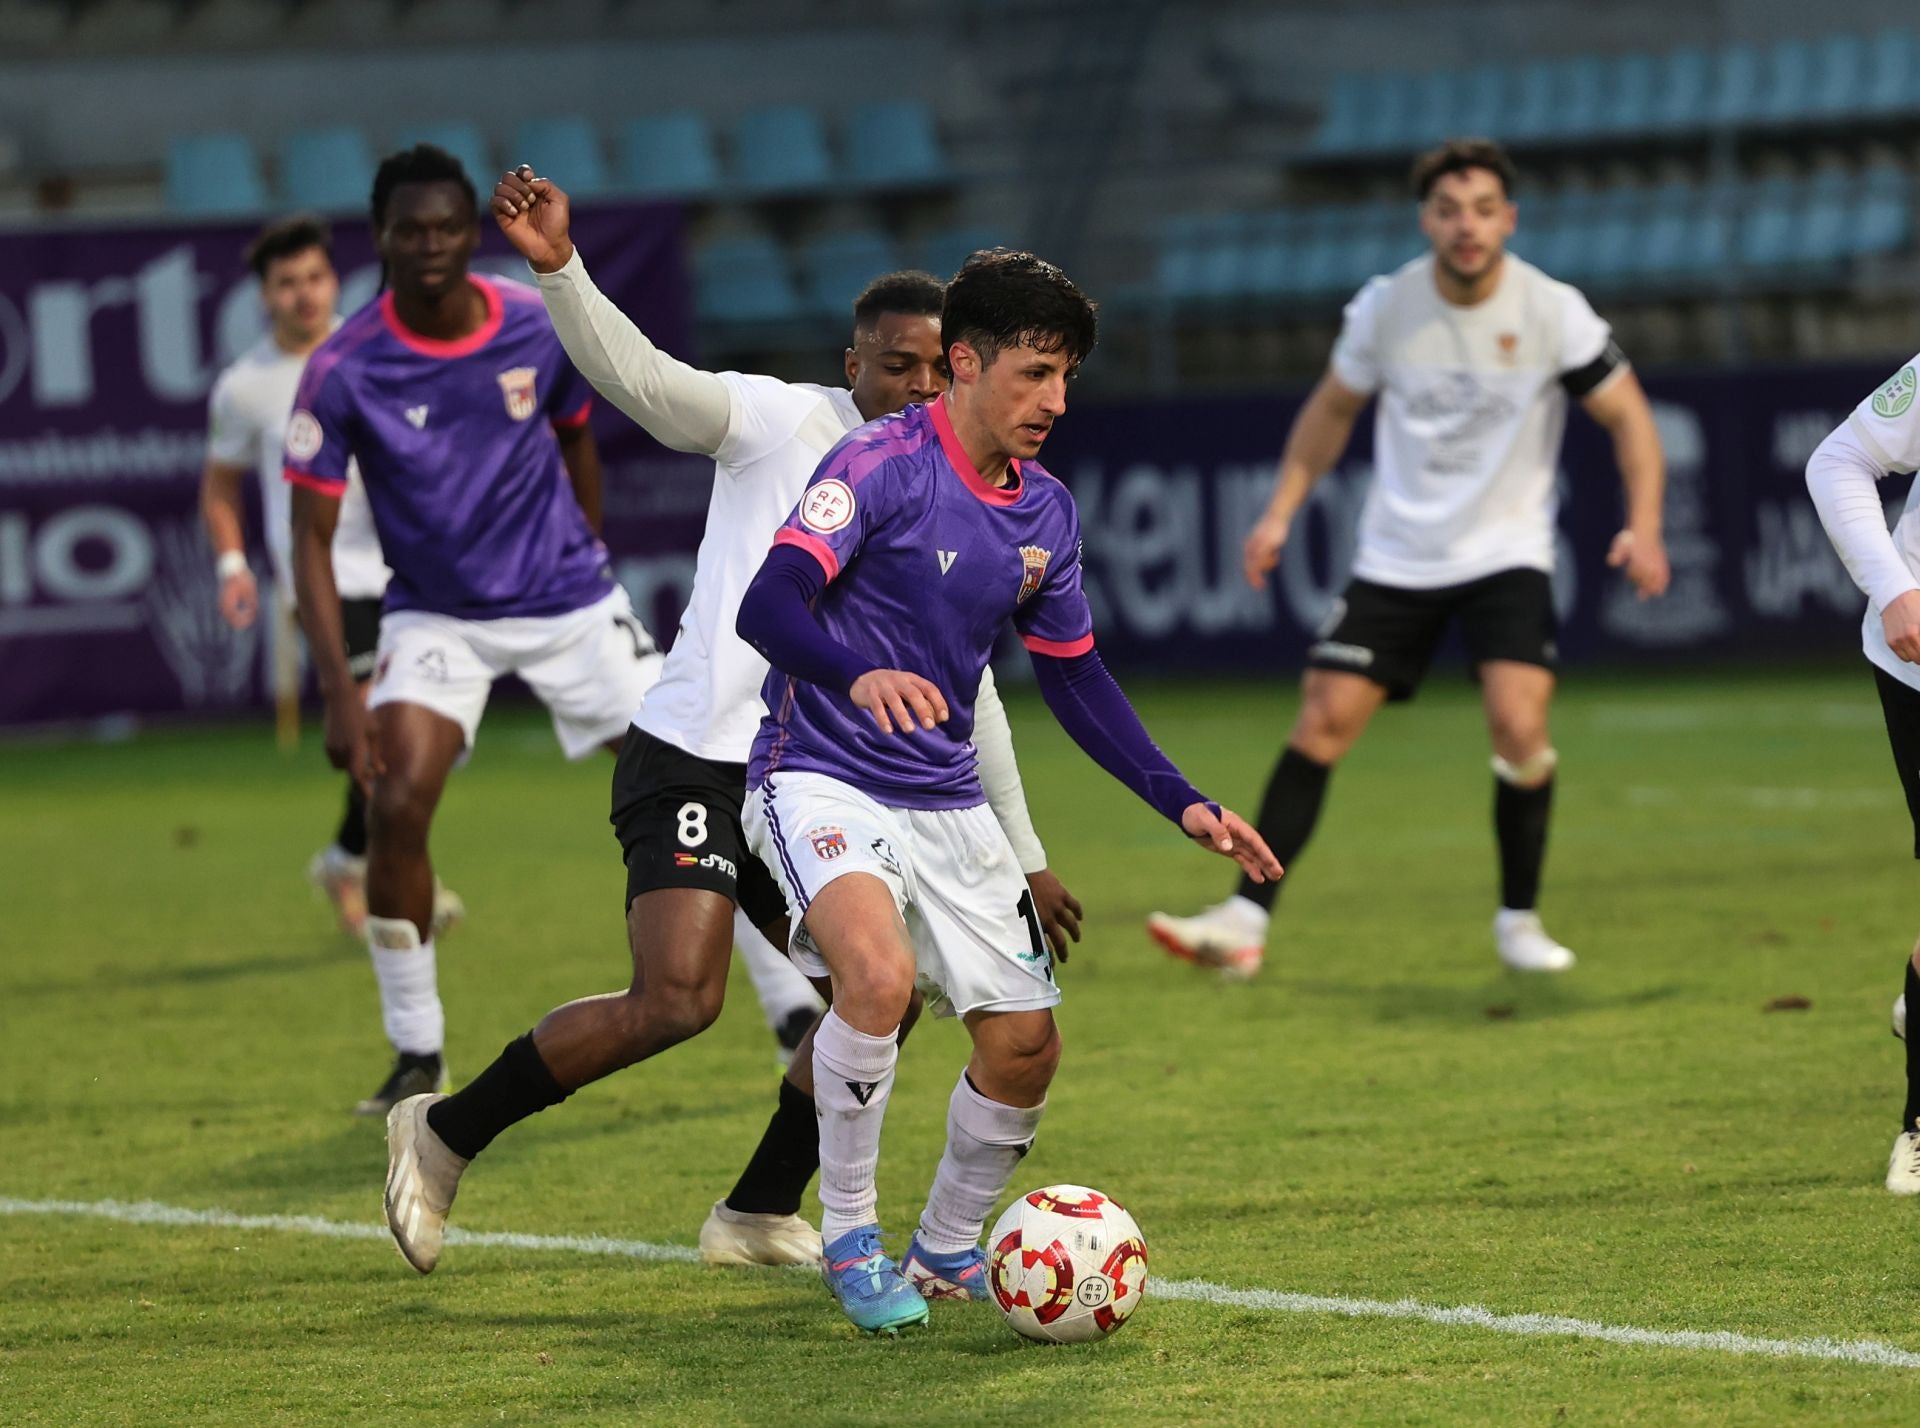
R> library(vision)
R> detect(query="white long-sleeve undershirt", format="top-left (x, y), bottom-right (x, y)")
top-left (1805, 420), bottom-right (1920, 612)
top-left (533, 248), bottom-right (733, 457)
top-left (973, 664), bottom-right (1048, 875)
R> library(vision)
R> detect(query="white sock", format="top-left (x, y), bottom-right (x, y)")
top-left (1222, 894), bottom-right (1270, 934)
top-left (917, 1073), bottom-right (1047, 1255)
top-left (733, 907), bottom-right (824, 1031)
top-left (812, 1008), bottom-right (899, 1242)
top-left (365, 915), bottom-right (443, 1057)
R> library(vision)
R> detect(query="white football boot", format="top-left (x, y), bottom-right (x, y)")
top-left (1894, 994), bottom-right (1907, 1042)
top-left (385, 1093), bottom-right (469, 1274)
top-left (1493, 909), bottom-right (1575, 973)
top-left (1145, 897), bottom-right (1267, 980)
top-left (306, 845), bottom-right (369, 938)
top-left (698, 1199), bottom-right (823, 1266)
top-left (430, 879), bottom-right (466, 937)
top-left (1887, 1129), bottom-right (1920, 1195)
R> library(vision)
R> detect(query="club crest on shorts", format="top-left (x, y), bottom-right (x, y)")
top-left (497, 367), bottom-right (539, 421)
top-left (807, 825), bottom-right (848, 860)
top-left (1017, 545), bottom-right (1052, 603)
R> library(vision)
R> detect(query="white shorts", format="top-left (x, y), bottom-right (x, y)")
top-left (369, 586), bottom-right (663, 760)
top-left (744, 771), bottom-right (1059, 1019)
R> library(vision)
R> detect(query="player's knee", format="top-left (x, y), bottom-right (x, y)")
top-left (1489, 714), bottom-right (1551, 768)
top-left (368, 775), bottom-right (434, 845)
top-left (623, 975), bottom-right (724, 1054)
top-left (991, 1021), bottom-right (1062, 1099)
top-left (1293, 701), bottom-right (1362, 760)
top-left (833, 946), bottom-right (916, 1024)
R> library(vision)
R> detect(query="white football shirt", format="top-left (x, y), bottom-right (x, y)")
top-left (206, 331), bottom-right (389, 603)
top-left (1330, 252), bottom-right (1620, 589)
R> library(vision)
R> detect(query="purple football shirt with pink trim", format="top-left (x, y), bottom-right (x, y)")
top-left (283, 275), bottom-right (609, 619)
top-left (748, 395), bottom-right (1094, 809)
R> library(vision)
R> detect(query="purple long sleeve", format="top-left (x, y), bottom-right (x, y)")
top-left (736, 544), bottom-right (873, 695)
top-left (1031, 647), bottom-right (1212, 826)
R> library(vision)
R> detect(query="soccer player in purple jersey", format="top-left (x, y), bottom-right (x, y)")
top-left (288, 145), bottom-right (663, 1117)
top-left (733, 250), bottom-right (1282, 1334)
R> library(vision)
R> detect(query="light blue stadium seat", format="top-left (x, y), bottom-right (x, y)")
top-left (1509, 189), bottom-right (1561, 268)
top-left (1708, 44), bottom-right (1762, 127)
top-left (696, 234), bottom-right (800, 324)
top-left (842, 101), bottom-right (946, 189)
top-left (1808, 34), bottom-right (1868, 120)
top-left (1797, 169), bottom-right (1854, 264)
top-left (1313, 73), bottom-right (1371, 154)
top-left (917, 225), bottom-right (1014, 280)
top-left (1862, 29), bottom-right (1919, 116)
top-left (1544, 189), bottom-right (1604, 281)
top-left (1649, 47), bottom-right (1711, 133)
top-left (1295, 206), bottom-right (1364, 297)
top-left (1755, 39), bottom-right (1816, 126)
top-left (391, 123), bottom-right (492, 188)
top-left (1351, 73), bottom-right (1414, 155)
top-left (1683, 181), bottom-right (1737, 274)
top-left (165, 132), bottom-right (268, 216)
top-left (1548, 56), bottom-right (1607, 140)
top-left (1582, 187), bottom-right (1646, 287)
top-left (1602, 54), bottom-right (1658, 136)
top-left (1631, 181), bottom-right (1699, 281)
top-left (732, 105), bottom-right (834, 196)
top-left (798, 231), bottom-right (900, 319)
top-left (1244, 209), bottom-right (1307, 300)
top-left (616, 113), bottom-right (721, 199)
top-left (1737, 175), bottom-right (1801, 269)
top-left (1850, 163), bottom-right (1912, 256)
top-left (1403, 70), bottom-right (1461, 150)
top-left (1451, 64), bottom-right (1509, 139)
top-left (279, 126), bottom-right (376, 214)
top-left (1504, 61), bottom-right (1557, 144)
top-left (511, 117), bottom-right (610, 196)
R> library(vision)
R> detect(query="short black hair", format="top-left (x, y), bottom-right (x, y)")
top-left (852, 269), bottom-right (944, 331)
top-left (370, 142), bottom-right (477, 228)
top-left (1411, 137), bottom-right (1517, 201)
top-left (246, 214), bottom-right (331, 280)
top-left (940, 249), bottom-right (1097, 371)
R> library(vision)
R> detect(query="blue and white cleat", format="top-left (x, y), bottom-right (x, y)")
top-left (902, 1234), bottom-right (991, 1302)
top-left (821, 1226), bottom-right (929, 1335)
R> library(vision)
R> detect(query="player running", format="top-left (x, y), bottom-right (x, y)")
top-left (287, 145), bottom-right (662, 1117)
top-left (1148, 138), bottom-right (1669, 980)
top-left (379, 170), bottom-right (1080, 1278)
top-left (1805, 357), bottom-right (1920, 1193)
top-left (734, 249), bottom-right (1279, 1334)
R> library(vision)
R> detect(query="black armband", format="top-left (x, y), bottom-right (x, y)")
top-left (1560, 339), bottom-right (1627, 398)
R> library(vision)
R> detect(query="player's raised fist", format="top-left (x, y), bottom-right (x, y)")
top-left (1181, 802), bottom-right (1283, 884)
top-left (1242, 511), bottom-right (1291, 589)
top-left (849, 668), bottom-right (950, 736)
top-left (492, 165), bottom-right (575, 274)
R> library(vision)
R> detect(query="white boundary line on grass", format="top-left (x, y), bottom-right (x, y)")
top-left (6, 1195), bottom-right (1919, 1371)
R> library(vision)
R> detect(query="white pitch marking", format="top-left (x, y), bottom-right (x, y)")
top-left (3, 1196), bottom-right (1916, 1370)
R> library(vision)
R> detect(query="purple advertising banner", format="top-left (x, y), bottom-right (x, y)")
top-left (0, 204), bottom-right (700, 727)
top-left (1037, 364), bottom-right (1909, 675)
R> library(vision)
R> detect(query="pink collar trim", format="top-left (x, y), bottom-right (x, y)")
top-left (380, 275), bottom-right (503, 358)
top-left (931, 395), bottom-right (1022, 506)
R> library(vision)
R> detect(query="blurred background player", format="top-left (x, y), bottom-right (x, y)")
top-left (380, 170), bottom-right (1082, 1279)
top-left (287, 145), bottom-right (662, 1117)
top-left (1804, 355), bottom-right (1920, 1193)
top-left (1148, 138), bottom-right (1670, 981)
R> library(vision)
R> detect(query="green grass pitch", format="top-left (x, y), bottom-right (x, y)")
top-left (4, 666), bottom-right (1919, 1425)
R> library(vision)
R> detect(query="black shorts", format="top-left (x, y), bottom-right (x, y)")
top-left (342, 597), bottom-right (382, 683)
top-left (1308, 568), bottom-right (1558, 702)
top-left (1874, 666), bottom-right (1920, 858)
top-left (609, 727), bottom-right (789, 925)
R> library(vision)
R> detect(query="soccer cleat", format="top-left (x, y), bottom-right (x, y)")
top-left (1895, 994), bottom-right (1907, 1042)
top-left (431, 880), bottom-right (465, 938)
top-left (820, 1225), bottom-right (929, 1335)
top-left (699, 1200), bottom-right (823, 1267)
top-left (384, 1092), bottom-right (469, 1273)
top-left (353, 1052), bottom-right (448, 1118)
top-left (1145, 900), bottom-right (1266, 980)
top-left (1493, 909), bottom-right (1575, 973)
top-left (306, 845), bottom-right (369, 938)
top-left (902, 1234), bottom-right (991, 1302)
top-left (1887, 1129), bottom-right (1920, 1195)
top-left (773, 1006), bottom-right (816, 1070)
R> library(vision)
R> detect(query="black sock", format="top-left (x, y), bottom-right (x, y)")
top-left (724, 1079), bottom-right (820, 1216)
top-left (1234, 746), bottom-right (1331, 909)
top-left (426, 1033), bottom-right (570, 1160)
top-left (1904, 960), bottom-right (1920, 1134)
top-left (1494, 774), bottom-right (1555, 910)
top-left (336, 778), bottom-right (368, 859)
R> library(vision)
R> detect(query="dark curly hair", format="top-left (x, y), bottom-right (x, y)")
top-left (852, 269), bottom-right (944, 331)
top-left (941, 249), bottom-right (1097, 371)
top-left (370, 142), bottom-right (477, 229)
top-left (1410, 137), bottom-right (1517, 201)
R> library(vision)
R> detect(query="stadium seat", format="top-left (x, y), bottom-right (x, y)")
top-left (1708, 44), bottom-right (1762, 128)
top-left (1582, 186), bottom-right (1645, 288)
top-left (1503, 61), bottom-right (1557, 145)
top-left (165, 132), bottom-right (268, 216)
top-left (391, 123), bottom-right (492, 188)
top-left (732, 105), bottom-right (834, 196)
top-left (1402, 70), bottom-right (1462, 150)
top-left (798, 230), bottom-right (899, 319)
top-left (616, 112), bottom-right (722, 198)
top-left (1602, 53), bottom-right (1659, 137)
top-left (841, 101), bottom-right (947, 189)
top-left (1294, 206), bottom-right (1361, 297)
top-left (279, 126), bottom-right (376, 214)
top-left (1547, 56), bottom-right (1607, 141)
top-left (1796, 169), bottom-right (1854, 266)
top-left (511, 116), bottom-right (609, 197)
top-left (1737, 174), bottom-right (1801, 270)
top-left (1754, 39), bottom-right (1816, 127)
top-left (1451, 63), bottom-right (1509, 140)
top-left (1350, 73), bottom-right (1414, 155)
top-left (695, 234), bottom-right (801, 324)
top-left (1544, 188), bottom-right (1605, 281)
top-left (916, 225), bottom-right (1013, 280)
top-left (1683, 180), bottom-right (1737, 275)
top-left (1243, 209), bottom-right (1307, 301)
top-left (1631, 181), bottom-right (1701, 282)
top-left (1849, 163), bottom-right (1912, 257)
top-left (1648, 47), bottom-right (1711, 133)
top-left (1312, 72), bottom-right (1370, 154)
top-left (1862, 29), bottom-right (1920, 117)
top-left (1807, 34), bottom-right (1868, 120)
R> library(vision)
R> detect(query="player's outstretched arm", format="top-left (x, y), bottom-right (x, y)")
top-left (494, 166), bottom-right (732, 457)
top-left (1030, 646), bottom-right (1282, 885)
top-left (1244, 372), bottom-right (1369, 589)
top-left (1582, 370), bottom-right (1670, 599)
top-left (291, 485), bottom-right (378, 792)
top-left (975, 664), bottom-right (1084, 960)
top-left (199, 459), bottom-right (257, 629)
top-left (1807, 419), bottom-right (1920, 662)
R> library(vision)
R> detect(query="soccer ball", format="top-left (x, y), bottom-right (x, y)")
top-left (987, 1184), bottom-right (1148, 1343)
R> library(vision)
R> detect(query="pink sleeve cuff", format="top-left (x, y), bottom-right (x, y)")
top-left (553, 397), bottom-right (594, 429)
top-left (1022, 632), bottom-right (1095, 658)
top-left (772, 526), bottom-right (840, 581)
top-left (284, 465), bottom-right (347, 496)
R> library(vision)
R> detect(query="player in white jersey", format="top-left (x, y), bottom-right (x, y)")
top-left (1804, 359), bottom-right (1920, 1192)
top-left (1149, 139), bottom-right (1670, 979)
top-left (198, 217), bottom-right (456, 939)
top-left (381, 168), bottom-right (1082, 1277)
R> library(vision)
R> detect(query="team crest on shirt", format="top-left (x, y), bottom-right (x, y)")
top-left (497, 367), bottom-right (539, 421)
top-left (808, 825), bottom-right (849, 860)
top-left (1497, 332), bottom-right (1519, 365)
top-left (801, 479), bottom-right (856, 533)
top-left (286, 410), bottom-right (323, 460)
top-left (1016, 545), bottom-right (1052, 603)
